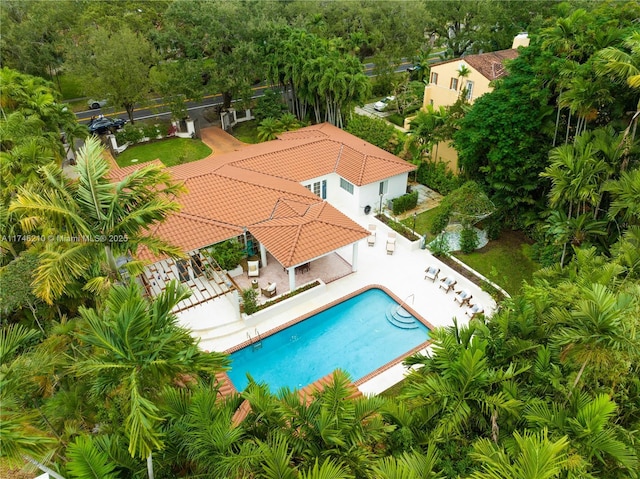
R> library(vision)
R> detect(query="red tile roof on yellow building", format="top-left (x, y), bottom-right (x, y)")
top-left (431, 49), bottom-right (520, 81)
top-left (115, 123), bottom-right (412, 267)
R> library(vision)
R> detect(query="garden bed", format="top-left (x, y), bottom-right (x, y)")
top-left (375, 214), bottom-right (420, 241)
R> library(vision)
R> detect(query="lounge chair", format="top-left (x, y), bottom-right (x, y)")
top-left (465, 303), bottom-right (484, 318)
top-left (261, 282), bottom-right (277, 298)
top-left (438, 276), bottom-right (457, 293)
top-left (247, 260), bottom-right (260, 277)
top-left (367, 224), bottom-right (376, 246)
top-left (453, 290), bottom-right (472, 307)
top-left (386, 232), bottom-right (397, 255)
top-left (424, 266), bottom-right (440, 282)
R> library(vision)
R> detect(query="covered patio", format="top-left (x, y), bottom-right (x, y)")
top-left (232, 251), bottom-right (353, 301)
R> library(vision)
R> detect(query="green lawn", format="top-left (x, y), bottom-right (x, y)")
top-left (232, 120), bottom-right (260, 144)
top-left (115, 138), bottom-right (212, 168)
top-left (453, 230), bottom-right (540, 296)
top-left (400, 206), bottom-right (441, 241)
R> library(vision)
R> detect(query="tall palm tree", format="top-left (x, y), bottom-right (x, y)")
top-left (595, 31), bottom-right (640, 144)
top-left (74, 280), bottom-right (229, 478)
top-left (10, 136), bottom-right (185, 304)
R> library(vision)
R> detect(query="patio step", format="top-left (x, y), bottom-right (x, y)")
top-left (385, 305), bottom-right (419, 329)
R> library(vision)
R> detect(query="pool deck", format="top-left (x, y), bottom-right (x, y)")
top-left (177, 200), bottom-right (497, 396)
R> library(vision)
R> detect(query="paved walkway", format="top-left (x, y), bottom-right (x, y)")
top-left (199, 126), bottom-right (250, 156)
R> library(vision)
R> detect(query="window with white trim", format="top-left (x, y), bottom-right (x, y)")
top-left (465, 81), bottom-right (474, 100)
top-left (340, 178), bottom-right (354, 194)
top-left (379, 180), bottom-right (388, 195)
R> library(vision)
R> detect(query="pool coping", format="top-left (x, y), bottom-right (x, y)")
top-left (224, 284), bottom-right (435, 391)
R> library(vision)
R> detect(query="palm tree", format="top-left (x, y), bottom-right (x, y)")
top-left (401, 321), bottom-right (523, 442)
top-left (469, 429), bottom-right (571, 479)
top-left (74, 280), bottom-right (229, 478)
top-left (10, 136), bottom-right (185, 304)
top-left (605, 168), bottom-right (640, 225)
top-left (257, 117), bottom-right (286, 142)
top-left (595, 32), bottom-right (640, 144)
top-left (524, 393), bottom-right (637, 475)
top-left (550, 283), bottom-right (636, 391)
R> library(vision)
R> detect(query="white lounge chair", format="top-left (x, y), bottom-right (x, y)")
top-left (367, 224), bottom-right (376, 246)
top-left (438, 277), bottom-right (457, 293)
top-left (247, 260), bottom-right (260, 277)
top-left (465, 303), bottom-right (484, 318)
top-left (453, 290), bottom-right (472, 307)
top-left (424, 266), bottom-right (440, 282)
top-left (386, 232), bottom-right (397, 255)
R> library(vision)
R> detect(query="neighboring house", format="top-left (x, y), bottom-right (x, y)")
top-left (419, 33), bottom-right (530, 170)
top-left (115, 123), bottom-right (414, 300)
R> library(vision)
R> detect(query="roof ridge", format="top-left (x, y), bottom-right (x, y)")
top-left (285, 223), bottom-right (304, 266)
top-left (333, 143), bottom-right (344, 173)
top-left (176, 211), bottom-right (242, 229)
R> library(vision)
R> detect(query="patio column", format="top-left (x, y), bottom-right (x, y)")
top-left (288, 267), bottom-right (296, 291)
top-left (260, 243), bottom-right (268, 267)
top-left (352, 242), bottom-right (358, 272)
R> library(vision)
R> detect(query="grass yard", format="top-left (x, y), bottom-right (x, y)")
top-left (400, 206), bottom-right (441, 241)
top-left (115, 138), bottom-right (212, 168)
top-left (453, 230), bottom-right (540, 296)
top-left (232, 120), bottom-right (260, 144)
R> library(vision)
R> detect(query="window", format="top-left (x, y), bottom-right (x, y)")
top-left (450, 77), bottom-right (458, 90)
top-left (305, 180), bottom-right (327, 199)
top-left (379, 180), bottom-right (388, 195)
top-left (430, 72), bottom-right (438, 85)
top-left (465, 81), bottom-right (474, 100)
top-left (340, 178), bottom-right (354, 194)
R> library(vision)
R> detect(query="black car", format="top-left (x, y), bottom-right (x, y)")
top-left (88, 117), bottom-right (126, 135)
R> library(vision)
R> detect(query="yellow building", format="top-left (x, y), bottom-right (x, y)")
top-left (418, 33), bottom-right (529, 171)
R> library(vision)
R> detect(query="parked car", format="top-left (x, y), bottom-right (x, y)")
top-left (374, 96), bottom-right (395, 112)
top-left (88, 116), bottom-right (126, 135)
top-left (87, 99), bottom-right (108, 109)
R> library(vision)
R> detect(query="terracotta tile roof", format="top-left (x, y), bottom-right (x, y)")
top-left (250, 202), bottom-right (369, 268)
top-left (464, 49), bottom-right (519, 80)
top-left (431, 49), bottom-right (520, 81)
top-left (112, 123), bottom-right (410, 266)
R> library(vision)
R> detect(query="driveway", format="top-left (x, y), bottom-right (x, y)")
top-left (200, 126), bottom-right (251, 156)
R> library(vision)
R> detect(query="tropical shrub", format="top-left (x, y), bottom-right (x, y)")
top-left (253, 89), bottom-right (287, 122)
top-left (459, 226), bottom-right (479, 253)
top-left (416, 160), bottom-right (461, 195)
top-left (345, 114), bottom-right (397, 151)
top-left (392, 191), bottom-right (418, 215)
top-left (241, 288), bottom-right (258, 315)
top-left (115, 123), bottom-right (144, 144)
top-left (207, 239), bottom-right (245, 270)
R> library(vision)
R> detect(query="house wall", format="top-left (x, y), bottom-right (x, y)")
top-left (421, 60), bottom-right (495, 172)
top-left (422, 60), bottom-right (493, 109)
top-left (357, 172), bottom-right (409, 214)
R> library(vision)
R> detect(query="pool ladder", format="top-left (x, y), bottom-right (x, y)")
top-left (398, 293), bottom-right (415, 313)
top-left (246, 328), bottom-right (263, 351)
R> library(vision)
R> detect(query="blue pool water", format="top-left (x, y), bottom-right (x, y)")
top-left (228, 288), bottom-right (430, 391)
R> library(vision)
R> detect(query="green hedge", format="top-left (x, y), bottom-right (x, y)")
top-left (391, 191), bottom-right (418, 215)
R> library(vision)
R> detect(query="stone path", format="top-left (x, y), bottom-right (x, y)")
top-left (396, 182), bottom-right (443, 220)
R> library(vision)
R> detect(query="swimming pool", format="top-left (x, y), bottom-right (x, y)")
top-left (227, 287), bottom-right (431, 391)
